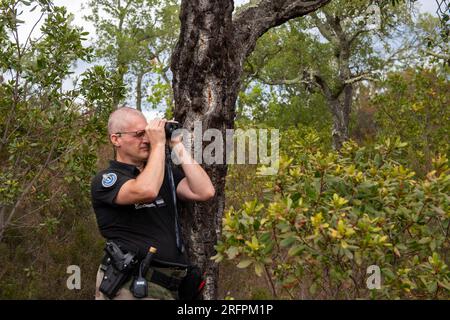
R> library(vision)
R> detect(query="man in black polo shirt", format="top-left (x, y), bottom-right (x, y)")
top-left (91, 107), bottom-right (215, 300)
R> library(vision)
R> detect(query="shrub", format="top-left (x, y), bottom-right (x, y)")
top-left (214, 131), bottom-right (449, 299)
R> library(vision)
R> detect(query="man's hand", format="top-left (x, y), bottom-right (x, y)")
top-left (169, 132), bottom-right (183, 149)
top-left (115, 118), bottom-right (167, 205)
top-left (146, 118), bottom-right (166, 147)
top-left (167, 120), bottom-right (183, 148)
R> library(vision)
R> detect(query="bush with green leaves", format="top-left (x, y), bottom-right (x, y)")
top-left (0, 1), bottom-right (124, 298)
top-left (214, 129), bottom-right (449, 299)
top-left (371, 67), bottom-right (449, 176)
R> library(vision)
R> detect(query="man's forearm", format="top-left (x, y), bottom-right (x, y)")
top-left (135, 144), bottom-right (165, 198)
top-left (172, 142), bottom-right (214, 196)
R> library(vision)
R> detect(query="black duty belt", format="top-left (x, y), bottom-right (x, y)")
top-left (147, 269), bottom-right (183, 291)
top-left (100, 256), bottom-right (185, 292)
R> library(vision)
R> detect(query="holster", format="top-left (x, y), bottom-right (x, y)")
top-left (99, 241), bottom-right (137, 299)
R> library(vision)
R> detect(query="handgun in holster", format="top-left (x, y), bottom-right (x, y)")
top-left (99, 241), bottom-right (137, 299)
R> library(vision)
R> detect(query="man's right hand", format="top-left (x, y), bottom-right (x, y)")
top-left (115, 118), bottom-right (167, 205)
top-left (146, 118), bottom-right (166, 147)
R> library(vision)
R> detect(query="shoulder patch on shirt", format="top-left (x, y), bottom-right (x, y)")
top-left (102, 173), bottom-right (117, 188)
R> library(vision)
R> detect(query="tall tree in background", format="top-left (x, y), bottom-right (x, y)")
top-left (171, 0), bottom-right (331, 299)
top-left (243, 1), bottom-right (414, 150)
top-left (85, 0), bottom-right (179, 110)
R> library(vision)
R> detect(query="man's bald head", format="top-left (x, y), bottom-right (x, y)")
top-left (108, 107), bottom-right (146, 135)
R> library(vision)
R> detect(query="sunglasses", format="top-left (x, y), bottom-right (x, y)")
top-left (114, 130), bottom-right (146, 138)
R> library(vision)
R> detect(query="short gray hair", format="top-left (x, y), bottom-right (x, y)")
top-left (107, 107), bottom-right (145, 135)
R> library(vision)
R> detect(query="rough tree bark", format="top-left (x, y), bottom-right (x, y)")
top-left (170, 0), bottom-right (331, 299)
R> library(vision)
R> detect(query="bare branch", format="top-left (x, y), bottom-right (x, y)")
top-left (23, 12), bottom-right (45, 55)
top-left (344, 73), bottom-right (380, 85)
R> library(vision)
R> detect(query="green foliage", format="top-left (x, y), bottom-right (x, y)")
top-left (412, 13), bottom-right (449, 65)
top-left (215, 128), bottom-right (450, 299)
top-left (371, 67), bottom-right (450, 176)
top-left (85, 0), bottom-right (179, 109)
top-left (241, 0), bottom-right (415, 150)
top-left (0, 0), bottom-right (122, 298)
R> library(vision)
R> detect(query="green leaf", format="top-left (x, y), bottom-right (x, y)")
top-left (343, 248), bottom-right (353, 260)
top-left (438, 280), bottom-right (450, 291)
top-left (210, 253), bottom-right (223, 263)
top-left (418, 237), bottom-right (431, 244)
top-left (262, 241), bottom-right (274, 255)
top-left (309, 282), bottom-right (318, 295)
top-left (280, 236), bottom-right (296, 248)
top-left (237, 259), bottom-right (253, 269)
top-left (288, 245), bottom-right (305, 257)
top-left (260, 232), bottom-right (272, 243)
top-left (254, 262), bottom-right (264, 277)
top-left (426, 281), bottom-right (437, 293)
top-left (354, 251), bottom-right (362, 266)
top-left (226, 246), bottom-right (239, 260)
top-left (374, 154), bottom-right (382, 167)
top-left (382, 268), bottom-right (396, 280)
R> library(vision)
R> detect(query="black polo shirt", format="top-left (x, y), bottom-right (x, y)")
top-left (91, 160), bottom-right (188, 265)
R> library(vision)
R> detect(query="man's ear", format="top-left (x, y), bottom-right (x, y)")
top-left (110, 134), bottom-right (120, 147)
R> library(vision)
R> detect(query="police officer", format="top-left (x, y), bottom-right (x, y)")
top-left (91, 107), bottom-right (215, 300)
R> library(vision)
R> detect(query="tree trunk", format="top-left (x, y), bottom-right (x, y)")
top-left (112, 65), bottom-right (127, 108)
top-left (136, 72), bottom-right (144, 111)
top-left (171, 0), bottom-right (331, 299)
top-left (113, 7), bottom-right (128, 108)
top-left (330, 100), bottom-right (348, 150)
top-left (171, 0), bottom-right (238, 300)
top-left (330, 83), bottom-right (352, 150)
top-left (314, 75), bottom-right (352, 150)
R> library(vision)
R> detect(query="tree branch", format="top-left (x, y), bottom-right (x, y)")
top-left (257, 75), bottom-right (304, 86)
top-left (233, 0), bottom-right (332, 60)
top-left (310, 12), bottom-right (339, 45)
top-left (348, 28), bottom-right (371, 45)
top-left (313, 72), bottom-right (333, 100)
top-left (344, 73), bottom-right (380, 85)
top-left (322, 9), bottom-right (347, 44)
top-left (423, 49), bottom-right (450, 61)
